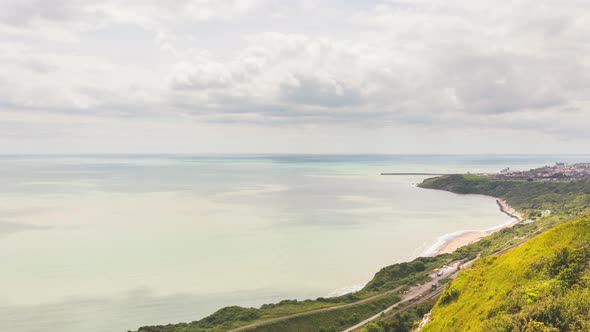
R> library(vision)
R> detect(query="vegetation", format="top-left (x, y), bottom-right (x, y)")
top-left (138, 292), bottom-right (402, 332)
top-left (139, 175), bottom-right (590, 332)
top-left (422, 218), bottom-right (590, 331)
top-left (249, 293), bottom-right (401, 332)
top-left (420, 175), bottom-right (590, 331)
top-left (362, 256), bottom-right (449, 293)
top-left (361, 298), bottom-right (437, 332)
top-left (419, 175), bottom-right (590, 218)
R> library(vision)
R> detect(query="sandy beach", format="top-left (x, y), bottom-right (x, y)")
top-left (435, 199), bottom-right (523, 255)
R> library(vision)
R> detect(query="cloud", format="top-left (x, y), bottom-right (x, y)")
top-left (430, 45), bottom-right (567, 114)
top-left (0, 0), bottom-right (83, 26)
top-left (0, 0), bottom-right (589, 153)
top-left (278, 74), bottom-right (363, 108)
top-left (167, 32), bottom-right (372, 115)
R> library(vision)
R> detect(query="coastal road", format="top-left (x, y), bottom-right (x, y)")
top-left (228, 237), bottom-right (524, 332)
top-left (380, 286), bottom-right (445, 321)
top-left (341, 262), bottom-right (461, 332)
top-left (226, 285), bottom-right (405, 332)
top-left (342, 239), bottom-right (530, 332)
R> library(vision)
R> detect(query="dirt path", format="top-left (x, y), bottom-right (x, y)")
top-left (226, 285), bottom-right (404, 332)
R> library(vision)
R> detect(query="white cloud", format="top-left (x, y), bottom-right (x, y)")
top-left (0, 0), bottom-right (589, 153)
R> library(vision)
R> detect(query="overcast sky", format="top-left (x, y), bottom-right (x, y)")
top-left (0, 0), bottom-right (588, 154)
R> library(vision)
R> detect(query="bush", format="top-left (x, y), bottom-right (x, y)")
top-left (439, 287), bottom-right (460, 305)
top-left (361, 323), bottom-right (384, 332)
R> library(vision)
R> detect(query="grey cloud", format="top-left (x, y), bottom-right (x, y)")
top-left (0, 0), bottom-right (85, 26)
top-left (165, 0), bottom-right (590, 125)
top-left (20, 59), bottom-right (58, 74)
top-left (279, 75), bottom-right (363, 108)
top-left (433, 47), bottom-right (566, 114)
top-left (170, 65), bottom-right (237, 90)
top-left (0, 0), bottom-right (281, 31)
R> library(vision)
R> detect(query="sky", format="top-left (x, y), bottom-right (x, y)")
top-left (0, 0), bottom-right (588, 154)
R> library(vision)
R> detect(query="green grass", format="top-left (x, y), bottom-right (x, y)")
top-left (420, 175), bottom-right (590, 331)
top-left (249, 293), bottom-right (402, 332)
top-left (136, 300), bottom-right (350, 332)
top-left (419, 175), bottom-right (590, 218)
top-left (423, 218), bottom-right (590, 331)
top-left (361, 298), bottom-right (438, 332)
top-left (362, 256), bottom-right (451, 293)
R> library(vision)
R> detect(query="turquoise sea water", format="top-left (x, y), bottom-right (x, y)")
top-left (1, 155), bottom-right (590, 332)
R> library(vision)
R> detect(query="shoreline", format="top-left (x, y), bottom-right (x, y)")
top-left (434, 199), bottom-right (523, 255)
top-left (333, 200), bottom-right (523, 295)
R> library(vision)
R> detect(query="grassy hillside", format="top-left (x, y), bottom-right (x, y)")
top-left (422, 217), bottom-right (590, 331)
top-left (419, 175), bottom-right (590, 331)
top-left (419, 175), bottom-right (590, 218)
top-left (245, 292), bottom-right (402, 332)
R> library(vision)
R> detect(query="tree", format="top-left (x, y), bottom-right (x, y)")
top-left (361, 323), bottom-right (384, 332)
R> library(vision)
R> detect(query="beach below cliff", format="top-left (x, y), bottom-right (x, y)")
top-left (435, 199), bottom-right (523, 255)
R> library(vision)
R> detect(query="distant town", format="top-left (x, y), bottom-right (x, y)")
top-left (492, 162), bottom-right (590, 181)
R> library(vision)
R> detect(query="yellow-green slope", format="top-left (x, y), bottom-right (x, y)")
top-left (423, 218), bottom-right (590, 332)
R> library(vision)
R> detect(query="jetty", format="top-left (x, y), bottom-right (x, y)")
top-left (380, 173), bottom-right (450, 176)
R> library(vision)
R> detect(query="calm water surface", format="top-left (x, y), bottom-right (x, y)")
top-left (1, 155), bottom-right (589, 331)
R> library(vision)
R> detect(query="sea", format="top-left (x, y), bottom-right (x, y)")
top-left (2, 154), bottom-right (590, 332)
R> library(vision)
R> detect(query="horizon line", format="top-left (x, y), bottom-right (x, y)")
top-left (1, 153), bottom-right (590, 157)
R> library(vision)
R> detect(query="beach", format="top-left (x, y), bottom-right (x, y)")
top-left (435, 199), bottom-right (524, 255)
